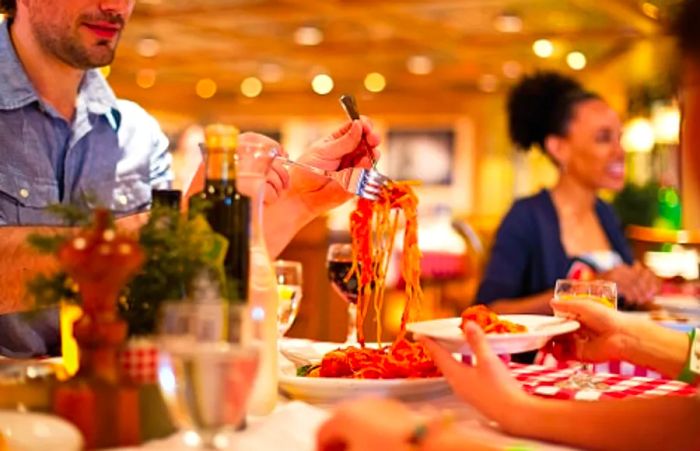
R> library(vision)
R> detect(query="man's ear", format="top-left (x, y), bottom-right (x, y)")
top-left (544, 135), bottom-right (568, 169)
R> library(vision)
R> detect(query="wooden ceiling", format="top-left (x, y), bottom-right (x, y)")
top-left (108, 0), bottom-right (681, 120)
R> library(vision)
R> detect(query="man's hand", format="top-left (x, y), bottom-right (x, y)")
top-left (289, 118), bottom-right (380, 216)
top-left (599, 262), bottom-right (659, 306)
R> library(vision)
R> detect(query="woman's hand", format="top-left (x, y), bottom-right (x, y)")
top-left (546, 298), bottom-right (633, 363)
top-left (599, 262), bottom-right (660, 306)
top-left (316, 398), bottom-right (418, 451)
top-left (290, 118), bottom-right (380, 216)
top-left (420, 323), bottom-right (529, 429)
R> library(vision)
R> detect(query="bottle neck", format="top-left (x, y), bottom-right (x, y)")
top-left (205, 148), bottom-right (237, 182)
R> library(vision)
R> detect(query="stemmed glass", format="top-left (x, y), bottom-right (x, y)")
top-left (326, 243), bottom-right (360, 344)
top-left (553, 279), bottom-right (617, 390)
top-left (275, 260), bottom-right (303, 337)
top-left (157, 302), bottom-right (260, 449)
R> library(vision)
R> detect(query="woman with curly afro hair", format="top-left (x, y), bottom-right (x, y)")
top-left (475, 71), bottom-right (659, 317)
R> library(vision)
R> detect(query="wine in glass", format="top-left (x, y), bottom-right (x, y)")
top-left (553, 279), bottom-right (617, 390)
top-left (274, 260), bottom-right (303, 337)
top-left (326, 243), bottom-right (360, 344)
top-left (157, 302), bottom-right (260, 449)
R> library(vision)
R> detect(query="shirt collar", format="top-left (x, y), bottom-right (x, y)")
top-left (0, 21), bottom-right (122, 130)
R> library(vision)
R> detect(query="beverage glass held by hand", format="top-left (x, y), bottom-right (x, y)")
top-left (275, 260), bottom-right (303, 337)
top-left (326, 243), bottom-right (360, 344)
top-left (552, 279), bottom-right (617, 390)
top-left (157, 302), bottom-right (260, 449)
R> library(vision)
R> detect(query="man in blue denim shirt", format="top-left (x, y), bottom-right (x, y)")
top-left (0, 0), bottom-right (171, 356)
top-left (0, 0), bottom-right (381, 356)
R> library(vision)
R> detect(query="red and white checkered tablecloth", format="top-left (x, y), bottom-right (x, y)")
top-left (510, 363), bottom-right (697, 401)
top-left (120, 339), bottom-right (159, 385)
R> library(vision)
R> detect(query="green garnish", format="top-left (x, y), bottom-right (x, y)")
top-left (296, 364), bottom-right (320, 377)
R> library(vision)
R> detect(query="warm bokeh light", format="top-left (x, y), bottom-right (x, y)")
top-left (137, 37), bottom-right (161, 58)
top-left (294, 26), bottom-right (323, 46)
top-left (566, 51), bottom-right (587, 70)
top-left (259, 63), bottom-right (283, 83)
top-left (406, 55), bottom-right (434, 75)
top-left (240, 76), bottom-right (263, 98)
top-left (641, 2), bottom-right (659, 19)
top-left (622, 117), bottom-right (655, 153)
top-left (364, 72), bottom-right (386, 93)
top-left (652, 105), bottom-right (681, 144)
top-left (311, 74), bottom-right (334, 95)
top-left (99, 66), bottom-right (111, 78)
top-left (196, 78), bottom-right (218, 99)
top-left (478, 74), bottom-right (499, 93)
top-left (136, 69), bottom-right (157, 89)
top-left (502, 61), bottom-right (522, 79)
top-left (0, 14), bottom-right (5, 24)
top-left (493, 12), bottom-right (522, 33)
top-left (532, 39), bottom-right (554, 58)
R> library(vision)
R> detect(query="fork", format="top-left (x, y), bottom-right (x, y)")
top-left (276, 156), bottom-right (388, 201)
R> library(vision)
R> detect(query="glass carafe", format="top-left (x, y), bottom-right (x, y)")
top-left (236, 136), bottom-right (279, 416)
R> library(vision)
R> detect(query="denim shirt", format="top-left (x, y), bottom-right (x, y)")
top-left (0, 21), bottom-right (173, 356)
top-left (0, 23), bottom-right (172, 225)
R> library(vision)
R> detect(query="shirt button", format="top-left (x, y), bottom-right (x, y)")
top-left (19, 188), bottom-right (29, 199)
top-left (117, 194), bottom-right (128, 205)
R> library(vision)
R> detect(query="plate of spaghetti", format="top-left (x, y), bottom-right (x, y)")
top-left (280, 180), bottom-right (452, 401)
top-left (278, 340), bottom-right (449, 402)
top-left (406, 305), bottom-right (579, 355)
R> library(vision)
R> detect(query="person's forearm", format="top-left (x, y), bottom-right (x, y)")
top-left (507, 395), bottom-right (700, 451)
top-left (618, 316), bottom-right (690, 379)
top-left (488, 290), bottom-right (553, 315)
top-left (263, 194), bottom-right (316, 259)
top-left (0, 226), bottom-right (59, 313)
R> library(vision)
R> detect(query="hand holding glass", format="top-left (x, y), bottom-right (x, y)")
top-left (553, 279), bottom-right (617, 390)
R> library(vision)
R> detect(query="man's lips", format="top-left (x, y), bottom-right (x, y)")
top-left (83, 22), bottom-right (121, 39)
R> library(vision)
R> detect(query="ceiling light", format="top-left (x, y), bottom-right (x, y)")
top-left (241, 76), bottom-right (263, 98)
top-left (137, 37), bottom-right (160, 58)
top-left (364, 72), bottom-right (386, 93)
top-left (136, 69), bottom-right (156, 89)
top-left (641, 2), bottom-right (659, 20)
top-left (311, 74), bottom-right (334, 95)
top-left (196, 78), bottom-right (217, 99)
top-left (652, 105), bottom-right (680, 144)
top-left (478, 74), bottom-right (499, 93)
top-left (259, 63), bottom-right (283, 83)
top-left (294, 26), bottom-right (323, 46)
top-left (566, 51), bottom-right (587, 70)
top-left (532, 39), bottom-right (554, 58)
top-left (494, 12), bottom-right (522, 33)
top-left (406, 55), bottom-right (433, 75)
top-left (622, 117), bottom-right (655, 153)
top-left (502, 61), bottom-right (522, 79)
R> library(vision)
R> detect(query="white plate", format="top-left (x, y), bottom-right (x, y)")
top-left (406, 315), bottom-right (580, 355)
top-left (654, 295), bottom-right (700, 317)
top-left (278, 341), bottom-right (450, 403)
top-left (0, 410), bottom-right (83, 451)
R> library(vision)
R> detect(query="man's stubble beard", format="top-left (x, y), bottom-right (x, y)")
top-left (30, 17), bottom-right (119, 69)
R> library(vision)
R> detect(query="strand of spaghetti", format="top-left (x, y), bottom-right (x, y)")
top-left (375, 208), bottom-right (400, 343)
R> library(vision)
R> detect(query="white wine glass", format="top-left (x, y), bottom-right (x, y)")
top-left (553, 279), bottom-right (617, 390)
top-left (275, 260), bottom-right (303, 337)
top-left (157, 302), bottom-right (259, 449)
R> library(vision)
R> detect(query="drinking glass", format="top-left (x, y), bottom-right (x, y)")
top-left (326, 243), bottom-right (360, 344)
top-left (553, 279), bottom-right (617, 390)
top-left (275, 260), bottom-right (303, 337)
top-left (157, 302), bottom-right (259, 449)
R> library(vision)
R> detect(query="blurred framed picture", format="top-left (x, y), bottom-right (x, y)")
top-left (387, 129), bottom-right (455, 185)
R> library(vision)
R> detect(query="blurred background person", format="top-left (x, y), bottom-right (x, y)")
top-left (476, 72), bottom-right (659, 315)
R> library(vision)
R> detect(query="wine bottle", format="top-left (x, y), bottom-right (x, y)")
top-left (189, 125), bottom-right (250, 303)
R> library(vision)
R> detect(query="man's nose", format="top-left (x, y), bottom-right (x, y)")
top-left (99, 0), bottom-right (133, 16)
